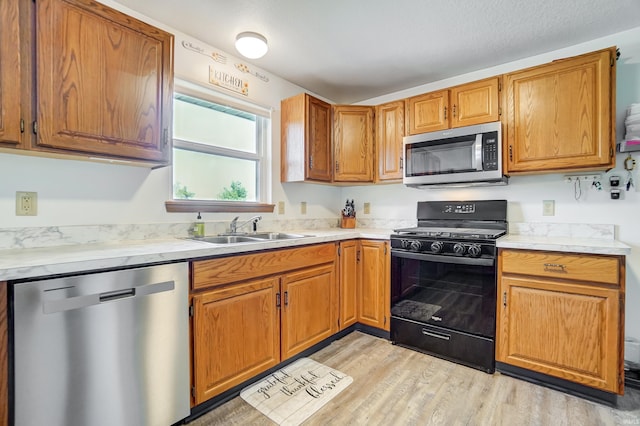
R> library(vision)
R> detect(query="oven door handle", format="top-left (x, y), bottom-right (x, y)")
top-left (391, 250), bottom-right (495, 267)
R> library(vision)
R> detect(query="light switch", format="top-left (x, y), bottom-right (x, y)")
top-left (363, 202), bottom-right (371, 214)
top-left (300, 201), bottom-right (307, 214)
top-left (278, 201), bottom-right (285, 214)
top-left (542, 200), bottom-right (555, 216)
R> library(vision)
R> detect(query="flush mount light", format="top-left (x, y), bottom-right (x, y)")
top-left (235, 31), bottom-right (269, 59)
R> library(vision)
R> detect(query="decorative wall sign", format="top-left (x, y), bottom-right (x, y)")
top-left (181, 40), bottom-right (227, 64)
top-left (209, 66), bottom-right (249, 96)
top-left (235, 63), bottom-right (270, 83)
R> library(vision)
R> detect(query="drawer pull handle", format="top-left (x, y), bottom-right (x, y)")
top-left (544, 263), bottom-right (566, 273)
top-left (422, 329), bottom-right (450, 341)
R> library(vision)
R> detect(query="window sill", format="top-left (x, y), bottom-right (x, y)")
top-left (165, 200), bottom-right (275, 213)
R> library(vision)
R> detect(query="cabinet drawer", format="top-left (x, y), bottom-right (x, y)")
top-left (192, 243), bottom-right (336, 290)
top-left (500, 249), bottom-right (620, 285)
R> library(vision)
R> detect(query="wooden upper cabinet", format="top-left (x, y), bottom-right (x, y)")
top-left (333, 105), bottom-right (374, 182)
top-left (375, 100), bottom-right (405, 181)
top-left (449, 77), bottom-right (500, 128)
top-left (504, 47), bottom-right (615, 174)
top-left (36, 0), bottom-right (174, 163)
top-left (0, 0), bottom-right (26, 149)
top-left (405, 90), bottom-right (449, 135)
top-left (281, 93), bottom-right (332, 182)
top-left (405, 78), bottom-right (501, 136)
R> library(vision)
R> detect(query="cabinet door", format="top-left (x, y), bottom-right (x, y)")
top-left (36, 0), bottom-right (173, 163)
top-left (504, 48), bottom-right (615, 173)
top-left (333, 105), bottom-right (374, 182)
top-left (375, 100), bottom-right (405, 181)
top-left (405, 90), bottom-right (449, 135)
top-left (281, 263), bottom-right (337, 359)
top-left (450, 77), bottom-right (500, 128)
top-left (358, 240), bottom-right (390, 331)
top-left (339, 240), bottom-right (358, 330)
top-left (0, 0), bottom-right (26, 148)
top-left (497, 275), bottom-right (622, 393)
top-left (281, 93), bottom-right (331, 182)
top-left (192, 277), bottom-right (280, 404)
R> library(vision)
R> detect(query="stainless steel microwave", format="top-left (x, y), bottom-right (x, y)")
top-left (403, 121), bottom-right (507, 187)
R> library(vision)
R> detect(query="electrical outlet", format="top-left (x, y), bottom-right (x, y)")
top-left (278, 201), bottom-right (285, 214)
top-left (542, 200), bottom-right (555, 216)
top-left (16, 191), bottom-right (38, 216)
top-left (363, 202), bottom-right (371, 214)
top-left (300, 201), bottom-right (307, 215)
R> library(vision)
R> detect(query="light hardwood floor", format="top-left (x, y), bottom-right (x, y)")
top-left (188, 332), bottom-right (640, 425)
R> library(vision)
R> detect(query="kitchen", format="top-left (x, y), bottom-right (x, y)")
top-left (1, 0), bottom-right (640, 425)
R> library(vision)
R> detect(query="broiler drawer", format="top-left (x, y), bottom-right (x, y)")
top-left (500, 249), bottom-right (620, 285)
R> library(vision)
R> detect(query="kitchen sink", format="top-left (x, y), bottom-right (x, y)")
top-left (250, 232), bottom-right (310, 240)
top-left (189, 232), bottom-right (312, 244)
top-left (193, 235), bottom-right (263, 244)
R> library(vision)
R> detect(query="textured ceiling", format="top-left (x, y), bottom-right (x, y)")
top-left (114, 0), bottom-right (640, 103)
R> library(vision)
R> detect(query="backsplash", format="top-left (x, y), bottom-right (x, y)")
top-left (0, 219), bottom-right (613, 250)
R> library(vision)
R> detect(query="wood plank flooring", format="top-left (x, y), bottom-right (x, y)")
top-left (187, 332), bottom-right (640, 425)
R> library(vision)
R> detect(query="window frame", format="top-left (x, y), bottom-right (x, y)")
top-left (165, 79), bottom-right (274, 213)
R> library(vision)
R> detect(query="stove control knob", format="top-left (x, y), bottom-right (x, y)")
top-left (430, 241), bottom-right (444, 253)
top-left (453, 243), bottom-right (466, 255)
top-left (410, 240), bottom-right (422, 251)
top-left (401, 239), bottom-right (410, 249)
top-left (468, 244), bottom-right (482, 257)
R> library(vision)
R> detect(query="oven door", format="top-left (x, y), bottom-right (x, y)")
top-left (390, 250), bottom-right (496, 338)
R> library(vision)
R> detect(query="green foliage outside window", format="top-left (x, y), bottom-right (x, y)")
top-left (174, 182), bottom-right (195, 199)
top-left (218, 181), bottom-right (248, 200)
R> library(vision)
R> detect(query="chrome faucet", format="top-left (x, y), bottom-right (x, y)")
top-left (229, 215), bottom-right (262, 234)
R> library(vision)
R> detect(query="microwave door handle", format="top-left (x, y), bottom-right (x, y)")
top-left (473, 134), bottom-right (483, 171)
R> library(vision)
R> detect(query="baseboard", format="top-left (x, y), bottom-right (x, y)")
top-left (496, 362), bottom-right (618, 407)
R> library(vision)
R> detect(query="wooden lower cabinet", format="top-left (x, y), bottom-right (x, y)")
top-left (281, 264), bottom-right (338, 359)
top-left (358, 240), bottom-right (390, 331)
top-left (497, 249), bottom-right (625, 394)
top-left (191, 243), bottom-right (338, 404)
top-left (192, 277), bottom-right (280, 405)
top-left (338, 240), bottom-right (359, 330)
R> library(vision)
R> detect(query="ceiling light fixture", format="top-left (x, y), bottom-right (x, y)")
top-left (235, 31), bottom-right (268, 59)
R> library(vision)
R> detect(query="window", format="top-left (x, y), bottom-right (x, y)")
top-left (169, 82), bottom-right (272, 212)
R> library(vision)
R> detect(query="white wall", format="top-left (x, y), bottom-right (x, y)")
top-left (345, 26), bottom-right (640, 349)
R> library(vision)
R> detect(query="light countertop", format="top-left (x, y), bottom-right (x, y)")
top-left (0, 229), bottom-right (392, 281)
top-left (497, 234), bottom-right (631, 256)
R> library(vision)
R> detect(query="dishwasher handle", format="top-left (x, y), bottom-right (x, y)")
top-left (43, 280), bottom-right (175, 314)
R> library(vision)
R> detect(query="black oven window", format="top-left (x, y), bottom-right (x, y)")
top-left (391, 255), bottom-right (496, 338)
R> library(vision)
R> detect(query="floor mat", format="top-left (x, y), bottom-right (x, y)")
top-left (240, 357), bottom-right (353, 426)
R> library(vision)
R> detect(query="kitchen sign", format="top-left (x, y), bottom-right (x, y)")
top-left (209, 66), bottom-right (249, 96)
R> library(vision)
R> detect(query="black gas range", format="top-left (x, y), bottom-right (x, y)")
top-left (390, 200), bottom-right (507, 373)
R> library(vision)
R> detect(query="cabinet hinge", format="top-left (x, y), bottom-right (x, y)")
top-left (399, 157), bottom-right (403, 170)
top-left (32, 121), bottom-right (38, 135)
top-left (356, 250), bottom-right (361, 262)
top-left (191, 386), bottom-right (196, 398)
top-left (189, 304), bottom-right (194, 317)
top-left (384, 316), bottom-right (387, 326)
top-left (335, 161), bottom-right (340, 173)
top-left (610, 56), bottom-right (614, 67)
top-left (502, 291), bottom-right (507, 307)
top-left (309, 155), bottom-right (314, 170)
top-left (498, 80), bottom-right (502, 91)
top-left (163, 128), bottom-right (169, 146)
top-left (498, 107), bottom-right (502, 116)
top-left (384, 245), bottom-right (388, 255)
top-left (20, 119), bottom-right (25, 133)
top-left (509, 145), bottom-right (513, 162)
top-left (610, 147), bottom-right (614, 158)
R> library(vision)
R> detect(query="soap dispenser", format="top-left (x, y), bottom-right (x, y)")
top-left (193, 212), bottom-right (205, 238)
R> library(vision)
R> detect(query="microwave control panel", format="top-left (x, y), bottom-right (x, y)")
top-left (482, 133), bottom-right (499, 170)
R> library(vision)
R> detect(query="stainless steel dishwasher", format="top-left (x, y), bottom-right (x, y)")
top-left (12, 262), bottom-right (190, 426)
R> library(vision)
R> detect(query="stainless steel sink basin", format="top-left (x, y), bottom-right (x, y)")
top-left (194, 235), bottom-right (263, 244)
top-left (250, 232), bottom-right (310, 240)
top-left (189, 232), bottom-right (311, 245)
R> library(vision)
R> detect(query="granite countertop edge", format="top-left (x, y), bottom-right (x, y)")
top-left (0, 229), bottom-right (391, 282)
top-left (497, 234), bottom-right (631, 256)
